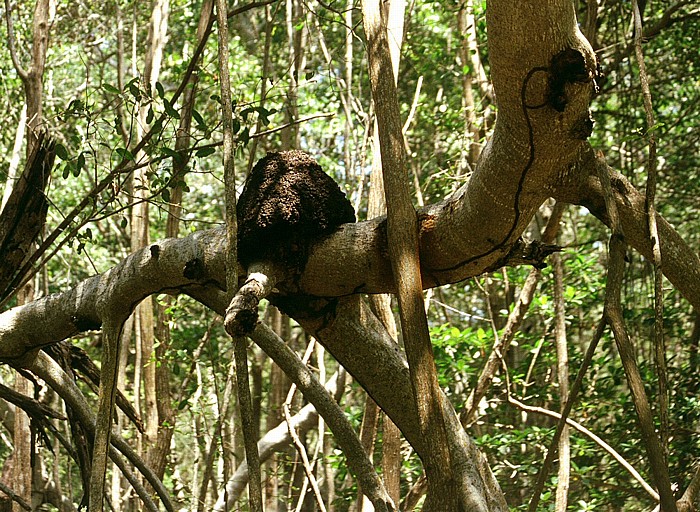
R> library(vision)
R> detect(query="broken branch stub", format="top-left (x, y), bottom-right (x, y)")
top-left (224, 150), bottom-right (356, 336)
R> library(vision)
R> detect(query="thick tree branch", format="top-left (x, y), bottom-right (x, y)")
top-left (3, 149), bottom-right (700, 362)
top-left (555, 146), bottom-right (700, 310)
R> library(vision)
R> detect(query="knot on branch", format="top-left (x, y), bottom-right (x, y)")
top-left (489, 239), bottom-right (561, 271)
top-left (546, 48), bottom-right (600, 112)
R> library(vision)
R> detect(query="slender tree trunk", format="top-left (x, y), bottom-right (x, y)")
top-left (130, 0), bottom-right (170, 481)
top-left (11, 374), bottom-right (31, 512)
top-left (457, 1), bottom-right (481, 171)
top-left (3, 0), bottom-right (53, 506)
top-left (282, 0), bottom-right (308, 149)
top-left (363, 2), bottom-right (405, 506)
top-left (266, 308), bottom-right (292, 512)
top-left (363, 0), bottom-right (461, 508)
top-left (553, 252), bottom-right (570, 511)
top-left (0, 105), bottom-right (27, 213)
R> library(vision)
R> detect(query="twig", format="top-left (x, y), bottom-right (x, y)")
top-left (526, 317), bottom-right (606, 512)
top-left (0, 481), bottom-right (32, 511)
top-left (3, 0), bottom-right (29, 79)
top-left (402, 75), bottom-right (423, 135)
top-left (462, 203), bottom-right (564, 425)
top-left (213, 372), bottom-right (343, 510)
top-left (250, 323), bottom-right (394, 511)
top-left (510, 396), bottom-right (660, 502)
top-left (283, 340), bottom-right (328, 512)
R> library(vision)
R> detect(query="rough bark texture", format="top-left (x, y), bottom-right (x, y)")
top-left (0, 134), bottom-right (53, 300)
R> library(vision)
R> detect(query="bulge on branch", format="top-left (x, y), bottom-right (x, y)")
top-left (225, 150), bottom-right (356, 336)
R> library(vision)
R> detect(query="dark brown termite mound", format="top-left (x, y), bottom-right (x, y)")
top-left (225, 150), bottom-right (356, 336)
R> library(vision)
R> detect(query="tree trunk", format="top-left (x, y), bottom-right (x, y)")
top-left (553, 253), bottom-right (570, 511)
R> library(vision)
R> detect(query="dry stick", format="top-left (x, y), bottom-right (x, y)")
top-left (633, 0), bottom-right (668, 461)
top-left (508, 397), bottom-right (659, 501)
top-left (283, 340), bottom-right (328, 512)
top-left (215, 0), bottom-right (263, 509)
top-left (526, 317), bottom-right (607, 512)
top-left (461, 203), bottom-right (565, 425)
top-left (0, 481), bottom-right (31, 511)
top-left (361, 0), bottom-right (453, 506)
top-left (250, 323), bottom-right (394, 512)
top-left (599, 159), bottom-right (676, 512)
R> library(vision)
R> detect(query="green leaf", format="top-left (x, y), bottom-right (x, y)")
top-left (103, 83), bottom-right (121, 94)
top-left (239, 126), bottom-right (250, 145)
top-left (240, 107), bottom-right (253, 121)
top-left (163, 99), bottom-right (181, 119)
top-left (161, 147), bottom-right (183, 165)
top-left (128, 80), bottom-right (141, 100)
top-left (151, 118), bottom-right (164, 135)
top-left (195, 147), bottom-right (215, 157)
top-left (54, 143), bottom-right (69, 161)
top-left (192, 108), bottom-right (206, 128)
top-left (155, 81), bottom-right (165, 99)
top-left (162, 188), bottom-right (171, 202)
top-left (115, 147), bottom-right (135, 161)
top-left (146, 106), bottom-right (154, 124)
